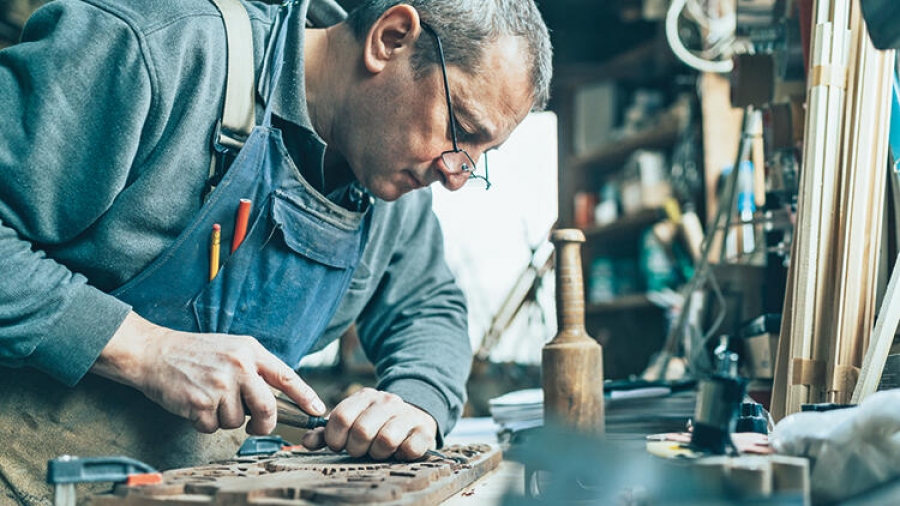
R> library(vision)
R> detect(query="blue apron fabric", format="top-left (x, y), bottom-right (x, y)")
top-left (112, 2), bottom-right (371, 367)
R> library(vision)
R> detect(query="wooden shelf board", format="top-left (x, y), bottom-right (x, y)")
top-left (583, 207), bottom-right (665, 241)
top-left (569, 109), bottom-right (683, 173)
top-left (587, 294), bottom-right (656, 314)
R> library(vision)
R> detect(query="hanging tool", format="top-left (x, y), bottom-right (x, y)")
top-left (47, 455), bottom-right (161, 506)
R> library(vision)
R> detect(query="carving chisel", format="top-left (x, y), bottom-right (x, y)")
top-left (274, 394), bottom-right (463, 462)
top-left (274, 395), bottom-right (329, 430)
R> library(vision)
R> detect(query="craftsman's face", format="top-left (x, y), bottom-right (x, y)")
top-left (345, 34), bottom-right (534, 201)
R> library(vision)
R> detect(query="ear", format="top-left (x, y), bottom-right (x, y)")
top-left (362, 5), bottom-right (422, 75)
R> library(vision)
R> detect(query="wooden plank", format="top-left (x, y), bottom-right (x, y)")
top-left (852, 254), bottom-right (900, 403)
top-left (90, 445), bottom-right (502, 506)
top-left (700, 73), bottom-right (744, 227)
top-left (785, 19), bottom-right (831, 413)
top-left (781, 0), bottom-right (854, 414)
top-left (827, 0), bottom-right (870, 403)
top-left (771, 228), bottom-right (798, 422)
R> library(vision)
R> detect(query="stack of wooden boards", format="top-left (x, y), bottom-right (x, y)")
top-left (90, 444), bottom-right (500, 505)
top-left (772, 0), bottom-right (897, 420)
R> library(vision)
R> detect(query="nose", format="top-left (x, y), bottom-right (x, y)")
top-left (435, 160), bottom-right (470, 192)
top-left (441, 172), bottom-right (469, 191)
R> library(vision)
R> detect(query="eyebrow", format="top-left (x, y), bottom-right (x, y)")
top-left (453, 98), bottom-right (495, 143)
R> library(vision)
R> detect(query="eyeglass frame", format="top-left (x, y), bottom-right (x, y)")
top-left (420, 22), bottom-right (491, 190)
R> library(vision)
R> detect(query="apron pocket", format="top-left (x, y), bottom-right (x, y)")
top-left (192, 191), bottom-right (365, 365)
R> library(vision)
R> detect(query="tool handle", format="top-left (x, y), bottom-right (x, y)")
top-left (47, 456), bottom-right (158, 485)
top-left (276, 396), bottom-right (328, 429)
top-left (551, 229), bottom-right (588, 340)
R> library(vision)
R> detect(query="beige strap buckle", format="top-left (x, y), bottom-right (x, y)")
top-left (209, 0), bottom-right (255, 152)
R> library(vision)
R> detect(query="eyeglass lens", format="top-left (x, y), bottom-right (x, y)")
top-left (422, 22), bottom-right (491, 190)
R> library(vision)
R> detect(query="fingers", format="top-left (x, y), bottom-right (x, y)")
top-left (216, 384), bottom-right (247, 431)
top-left (124, 325), bottom-right (322, 436)
top-left (324, 388), bottom-right (438, 460)
top-left (325, 389), bottom-right (380, 455)
top-left (344, 399), bottom-right (400, 458)
top-left (241, 376), bottom-right (277, 435)
top-left (369, 417), bottom-right (413, 460)
top-left (190, 408), bottom-right (219, 434)
top-left (394, 430), bottom-right (434, 462)
top-left (255, 346), bottom-right (326, 416)
top-left (301, 427), bottom-right (327, 450)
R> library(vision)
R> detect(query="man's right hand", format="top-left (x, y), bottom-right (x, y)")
top-left (90, 311), bottom-right (325, 435)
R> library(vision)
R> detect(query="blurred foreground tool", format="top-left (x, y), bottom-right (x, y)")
top-left (47, 455), bottom-right (160, 506)
top-left (238, 435), bottom-right (305, 457)
top-left (690, 348), bottom-right (747, 455)
top-left (542, 229), bottom-right (605, 434)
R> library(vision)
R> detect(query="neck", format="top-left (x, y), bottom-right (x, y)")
top-left (305, 24), bottom-right (361, 192)
top-left (305, 25), bottom-right (356, 147)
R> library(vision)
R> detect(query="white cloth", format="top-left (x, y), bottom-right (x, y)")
top-left (771, 389), bottom-right (900, 503)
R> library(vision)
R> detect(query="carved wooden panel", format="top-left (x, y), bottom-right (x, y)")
top-left (91, 444), bottom-right (500, 505)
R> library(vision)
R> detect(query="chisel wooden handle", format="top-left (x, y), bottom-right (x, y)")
top-left (274, 395), bottom-right (328, 430)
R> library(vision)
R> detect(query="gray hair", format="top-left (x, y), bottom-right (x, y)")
top-left (345, 0), bottom-right (552, 110)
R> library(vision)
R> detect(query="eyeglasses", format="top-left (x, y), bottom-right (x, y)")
top-left (420, 22), bottom-right (491, 190)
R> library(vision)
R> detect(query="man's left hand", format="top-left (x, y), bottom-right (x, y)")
top-left (300, 387), bottom-right (437, 461)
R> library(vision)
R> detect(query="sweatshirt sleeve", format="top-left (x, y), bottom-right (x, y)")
top-left (0, 1), bottom-right (152, 384)
top-left (355, 191), bottom-right (472, 445)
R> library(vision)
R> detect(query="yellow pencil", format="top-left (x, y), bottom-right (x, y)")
top-left (210, 223), bottom-right (221, 281)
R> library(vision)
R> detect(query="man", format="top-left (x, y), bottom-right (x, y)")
top-left (0, 0), bottom-right (551, 502)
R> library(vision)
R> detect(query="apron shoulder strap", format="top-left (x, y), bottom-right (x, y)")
top-left (209, 0), bottom-right (256, 152)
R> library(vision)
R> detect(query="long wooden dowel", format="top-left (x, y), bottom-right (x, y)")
top-left (852, 254), bottom-right (900, 403)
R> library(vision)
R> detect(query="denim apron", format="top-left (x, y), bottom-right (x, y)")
top-left (112, 2), bottom-right (371, 367)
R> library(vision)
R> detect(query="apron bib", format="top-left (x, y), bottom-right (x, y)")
top-left (112, 2), bottom-right (370, 366)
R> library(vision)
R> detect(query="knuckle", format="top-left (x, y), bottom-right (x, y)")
top-left (324, 430), bottom-right (347, 453)
top-left (374, 429), bottom-right (402, 450)
top-left (329, 412), bottom-right (352, 431)
top-left (254, 401), bottom-right (276, 420)
top-left (225, 353), bottom-right (253, 374)
top-left (273, 368), bottom-right (297, 388)
top-left (205, 371), bottom-right (231, 393)
top-left (349, 423), bottom-right (376, 443)
top-left (401, 439), bottom-right (426, 460)
top-left (192, 414), bottom-right (218, 434)
top-left (187, 392), bottom-right (217, 412)
top-left (381, 391), bottom-right (401, 404)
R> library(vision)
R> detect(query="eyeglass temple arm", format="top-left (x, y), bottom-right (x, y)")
top-left (421, 23), bottom-right (460, 150)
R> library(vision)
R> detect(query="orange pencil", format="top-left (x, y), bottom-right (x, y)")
top-left (210, 223), bottom-right (221, 281)
top-left (232, 199), bottom-right (252, 252)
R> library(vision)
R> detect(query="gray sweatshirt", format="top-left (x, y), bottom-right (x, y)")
top-left (0, 0), bottom-right (471, 438)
